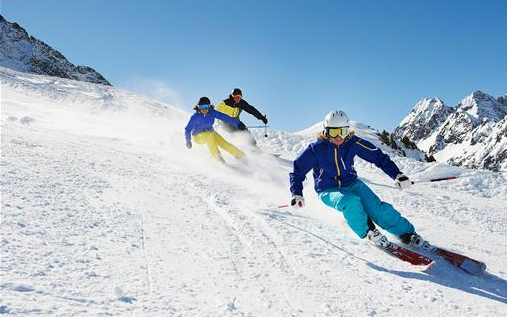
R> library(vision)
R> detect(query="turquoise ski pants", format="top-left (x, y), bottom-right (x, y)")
top-left (318, 179), bottom-right (415, 239)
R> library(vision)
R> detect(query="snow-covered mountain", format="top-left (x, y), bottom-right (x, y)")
top-left (0, 15), bottom-right (111, 86)
top-left (2, 68), bottom-right (507, 316)
top-left (458, 90), bottom-right (507, 123)
top-left (394, 91), bottom-right (507, 171)
top-left (393, 98), bottom-right (454, 142)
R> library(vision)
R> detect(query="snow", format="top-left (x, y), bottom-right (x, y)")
top-left (1, 67), bottom-right (507, 316)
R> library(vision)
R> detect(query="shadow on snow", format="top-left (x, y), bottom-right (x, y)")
top-left (263, 210), bottom-right (507, 305)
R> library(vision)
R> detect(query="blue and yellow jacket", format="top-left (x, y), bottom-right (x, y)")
top-left (289, 135), bottom-right (401, 196)
top-left (184, 107), bottom-right (239, 143)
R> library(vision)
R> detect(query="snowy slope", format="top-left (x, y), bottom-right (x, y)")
top-left (2, 67), bottom-right (507, 316)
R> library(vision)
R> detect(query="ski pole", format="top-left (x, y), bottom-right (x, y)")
top-left (264, 123), bottom-right (268, 138)
top-left (411, 176), bottom-right (459, 184)
top-left (266, 204), bottom-right (290, 209)
top-left (412, 171), bottom-right (507, 183)
top-left (246, 125), bottom-right (270, 129)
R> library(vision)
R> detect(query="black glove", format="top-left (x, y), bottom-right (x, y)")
top-left (395, 173), bottom-right (412, 190)
top-left (238, 122), bottom-right (247, 130)
top-left (186, 141), bottom-right (192, 149)
top-left (261, 115), bottom-right (268, 125)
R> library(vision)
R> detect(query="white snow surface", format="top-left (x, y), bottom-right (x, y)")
top-left (1, 67), bottom-right (507, 316)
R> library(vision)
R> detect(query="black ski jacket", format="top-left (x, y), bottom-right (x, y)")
top-left (215, 95), bottom-right (266, 123)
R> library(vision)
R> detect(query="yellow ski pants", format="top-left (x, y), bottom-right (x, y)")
top-left (192, 131), bottom-right (245, 159)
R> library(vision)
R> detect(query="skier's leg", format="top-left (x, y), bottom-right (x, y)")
top-left (352, 179), bottom-right (415, 236)
top-left (192, 132), bottom-right (221, 159)
top-left (213, 131), bottom-right (245, 159)
top-left (319, 187), bottom-right (372, 238)
top-left (221, 122), bottom-right (238, 133)
top-left (243, 130), bottom-right (258, 146)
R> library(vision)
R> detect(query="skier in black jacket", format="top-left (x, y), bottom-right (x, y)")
top-left (215, 88), bottom-right (268, 145)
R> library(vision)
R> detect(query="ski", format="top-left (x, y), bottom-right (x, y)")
top-left (430, 246), bottom-right (486, 276)
top-left (379, 242), bottom-right (434, 270)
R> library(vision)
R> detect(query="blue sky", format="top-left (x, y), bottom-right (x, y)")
top-left (2, 0), bottom-right (507, 132)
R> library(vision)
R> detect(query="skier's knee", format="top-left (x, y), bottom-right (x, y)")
top-left (337, 196), bottom-right (362, 213)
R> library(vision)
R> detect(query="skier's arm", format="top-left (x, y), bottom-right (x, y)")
top-left (239, 100), bottom-right (266, 122)
top-left (290, 146), bottom-right (317, 196)
top-left (354, 138), bottom-right (401, 180)
top-left (212, 108), bottom-right (240, 127)
top-left (184, 115), bottom-right (196, 143)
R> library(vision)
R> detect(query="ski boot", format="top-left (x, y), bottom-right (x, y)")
top-left (400, 232), bottom-right (434, 251)
top-left (366, 229), bottom-right (390, 248)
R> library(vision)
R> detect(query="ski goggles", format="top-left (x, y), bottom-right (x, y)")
top-left (198, 104), bottom-right (210, 110)
top-left (326, 126), bottom-right (350, 138)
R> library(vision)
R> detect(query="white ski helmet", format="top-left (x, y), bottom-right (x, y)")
top-left (323, 110), bottom-right (349, 128)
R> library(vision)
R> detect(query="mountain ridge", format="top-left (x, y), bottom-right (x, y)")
top-left (0, 14), bottom-right (111, 86)
top-left (394, 90), bottom-right (507, 171)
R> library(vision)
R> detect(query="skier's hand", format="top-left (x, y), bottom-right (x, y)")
top-left (186, 141), bottom-right (192, 149)
top-left (238, 122), bottom-right (247, 130)
top-left (395, 173), bottom-right (411, 190)
top-left (261, 115), bottom-right (268, 125)
top-left (291, 195), bottom-right (305, 208)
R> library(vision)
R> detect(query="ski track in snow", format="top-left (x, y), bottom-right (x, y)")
top-left (1, 68), bottom-right (507, 316)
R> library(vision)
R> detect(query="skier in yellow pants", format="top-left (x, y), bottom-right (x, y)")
top-left (192, 131), bottom-right (244, 160)
top-left (185, 97), bottom-right (246, 162)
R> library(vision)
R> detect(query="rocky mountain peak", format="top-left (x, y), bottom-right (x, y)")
top-left (395, 90), bottom-right (507, 171)
top-left (393, 97), bottom-right (454, 142)
top-left (0, 14), bottom-right (111, 86)
top-left (457, 90), bottom-right (506, 123)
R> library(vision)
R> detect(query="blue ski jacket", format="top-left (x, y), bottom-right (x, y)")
top-left (290, 135), bottom-right (401, 196)
top-left (184, 107), bottom-right (239, 142)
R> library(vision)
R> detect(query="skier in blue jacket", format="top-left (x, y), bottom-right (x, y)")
top-left (185, 97), bottom-right (246, 162)
top-left (289, 110), bottom-right (430, 249)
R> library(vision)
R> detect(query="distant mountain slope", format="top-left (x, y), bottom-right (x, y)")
top-left (394, 90), bottom-right (507, 171)
top-left (0, 14), bottom-right (111, 86)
